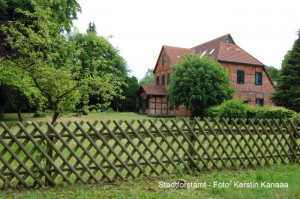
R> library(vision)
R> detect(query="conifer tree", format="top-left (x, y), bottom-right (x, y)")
top-left (272, 31), bottom-right (300, 112)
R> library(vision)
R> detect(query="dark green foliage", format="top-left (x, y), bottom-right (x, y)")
top-left (168, 54), bottom-right (235, 116)
top-left (139, 68), bottom-right (154, 85)
top-left (87, 22), bottom-right (97, 33)
top-left (246, 106), bottom-right (271, 119)
top-left (68, 31), bottom-right (128, 77)
top-left (33, 110), bottom-right (46, 117)
top-left (105, 107), bottom-right (115, 113)
top-left (204, 99), bottom-right (297, 119)
top-left (272, 31), bottom-right (300, 112)
top-left (0, 0), bottom-right (80, 31)
top-left (247, 106), bottom-right (295, 119)
top-left (265, 65), bottom-right (280, 82)
top-left (203, 106), bottom-right (220, 118)
top-left (119, 76), bottom-right (139, 112)
top-left (293, 113), bottom-right (300, 120)
top-left (217, 99), bottom-right (248, 118)
top-left (0, 0), bottom-right (81, 32)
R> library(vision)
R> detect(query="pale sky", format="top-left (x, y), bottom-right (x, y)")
top-left (73, 0), bottom-right (300, 80)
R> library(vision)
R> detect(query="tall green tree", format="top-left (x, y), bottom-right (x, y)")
top-left (87, 22), bottom-right (97, 34)
top-left (168, 54), bottom-right (235, 116)
top-left (0, 0), bottom-right (81, 120)
top-left (119, 76), bottom-right (139, 112)
top-left (0, 0), bottom-right (81, 32)
top-left (68, 30), bottom-right (128, 111)
top-left (0, 4), bottom-right (123, 123)
top-left (272, 31), bottom-right (300, 112)
top-left (139, 68), bottom-right (154, 85)
top-left (68, 31), bottom-right (128, 78)
top-left (265, 65), bottom-right (280, 82)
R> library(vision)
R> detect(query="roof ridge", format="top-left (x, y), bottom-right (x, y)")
top-left (192, 33), bottom-right (230, 49)
top-left (163, 45), bottom-right (192, 50)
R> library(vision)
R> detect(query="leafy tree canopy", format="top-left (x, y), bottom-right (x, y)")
top-left (265, 65), bottom-right (280, 82)
top-left (272, 31), bottom-right (300, 112)
top-left (119, 76), bottom-right (139, 112)
top-left (87, 22), bottom-right (97, 34)
top-left (168, 54), bottom-right (235, 116)
top-left (68, 31), bottom-right (128, 78)
top-left (139, 68), bottom-right (154, 85)
top-left (0, 4), bottom-right (124, 123)
top-left (0, 0), bottom-right (81, 32)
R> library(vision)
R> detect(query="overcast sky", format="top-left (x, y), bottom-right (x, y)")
top-left (73, 0), bottom-right (300, 80)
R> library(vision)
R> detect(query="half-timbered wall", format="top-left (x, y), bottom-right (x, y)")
top-left (220, 62), bottom-right (275, 106)
top-left (153, 48), bottom-right (174, 87)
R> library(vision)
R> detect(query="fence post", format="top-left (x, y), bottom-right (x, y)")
top-left (45, 123), bottom-right (55, 186)
top-left (188, 120), bottom-right (196, 171)
top-left (291, 120), bottom-right (299, 163)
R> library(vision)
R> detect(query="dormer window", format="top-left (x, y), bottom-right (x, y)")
top-left (162, 54), bottom-right (166, 65)
top-left (225, 38), bottom-right (232, 43)
top-left (200, 50), bottom-right (207, 58)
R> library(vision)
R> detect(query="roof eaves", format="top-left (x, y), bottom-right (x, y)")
top-left (217, 59), bottom-right (265, 66)
top-left (233, 43), bottom-right (264, 66)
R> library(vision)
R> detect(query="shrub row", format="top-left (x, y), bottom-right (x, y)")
top-left (203, 99), bottom-right (299, 119)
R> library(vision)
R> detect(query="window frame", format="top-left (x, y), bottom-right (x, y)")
top-left (156, 76), bottom-right (160, 85)
top-left (237, 70), bottom-right (245, 84)
top-left (162, 75), bottom-right (165, 85)
top-left (167, 73), bottom-right (170, 85)
top-left (255, 98), bottom-right (264, 106)
top-left (225, 38), bottom-right (232, 43)
top-left (162, 54), bottom-right (166, 65)
top-left (255, 72), bottom-right (262, 85)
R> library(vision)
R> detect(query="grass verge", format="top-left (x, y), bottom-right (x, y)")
top-left (1, 164), bottom-right (299, 199)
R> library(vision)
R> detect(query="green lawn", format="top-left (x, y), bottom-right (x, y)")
top-left (0, 164), bottom-right (299, 199)
top-left (0, 112), bottom-right (159, 123)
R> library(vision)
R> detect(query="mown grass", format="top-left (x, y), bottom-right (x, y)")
top-left (0, 112), bottom-right (160, 123)
top-left (0, 164), bottom-right (299, 199)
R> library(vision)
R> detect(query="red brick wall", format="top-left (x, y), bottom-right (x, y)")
top-left (145, 50), bottom-right (276, 116)
top-left (220, 62), bottom-right (275, 106)
top-left (153, 48), bottom-right (174, 87)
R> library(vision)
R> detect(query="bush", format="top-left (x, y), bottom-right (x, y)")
top-left (203, 106), bottom-right (220, 118)
top-left (247, 106), bottom-right (295, 119)
top-left (33, 110), bottom-right (46, 118)
top-left (293, 113), bottom-right (300, 120)
top-left (217, 99), bottom-right (248, 118)
top-left (260, 107), bottom-right (295, 119)
top-left (246, 106), bottom-right (272, 119)
top-left (105, 107), bottom-right (115, 113)
top-left (203, 99), bottom-right (297, 120)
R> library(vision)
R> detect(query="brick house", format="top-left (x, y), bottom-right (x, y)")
top-left (139, 34), bottom-right (275, 116)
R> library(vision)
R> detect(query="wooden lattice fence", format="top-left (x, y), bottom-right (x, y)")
top-left (0, 118), bottom-right (299, 188)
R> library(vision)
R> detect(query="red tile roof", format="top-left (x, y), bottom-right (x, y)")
top-left (192, 34), bottom-right (234, 59)
top-left (139, 85), bottom-right (167, 95)
top-left (163, 45), bottom-right (194, 66)
top-left (192, 34), bottom-right (264, 66)
top-left (218, 43), bottom-right (264, 66)
top-left (157, 34), bottom-right (264, 66)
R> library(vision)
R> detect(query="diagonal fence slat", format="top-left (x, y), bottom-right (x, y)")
top-left (0, 118), bottom-right (299, 189)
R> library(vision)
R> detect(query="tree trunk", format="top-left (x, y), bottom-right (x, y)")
top-left (0, 85), bottom-right (6, 120)
top-left (17, 108), bottom-right (23, 122)
top-left (51, 112), bottom-right (60, 124)
top-left (0, 105), bottom-right (4, 119)
top-left (46, 111), bottom-right (60, 186)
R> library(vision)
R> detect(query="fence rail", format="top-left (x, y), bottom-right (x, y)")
top-left (0, 118), bottom-right (299, 188)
